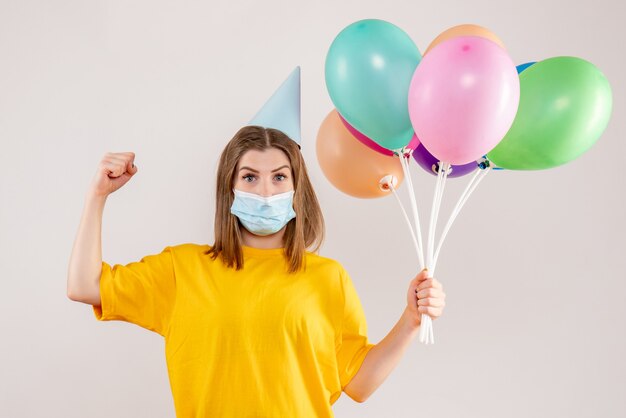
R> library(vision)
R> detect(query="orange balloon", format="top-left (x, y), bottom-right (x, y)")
top-left (316, 109), bottom-right (404, 199)
top-left (424, 24), bottom-right (506, 55)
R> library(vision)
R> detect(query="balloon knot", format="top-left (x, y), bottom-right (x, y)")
top-left (477, 156), bottom-right (492, 170)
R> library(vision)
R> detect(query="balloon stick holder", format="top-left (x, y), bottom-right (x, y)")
top-left (390, 153), bottom-right (492, 345)
top-left (378, 175), bottom-right (398, 191)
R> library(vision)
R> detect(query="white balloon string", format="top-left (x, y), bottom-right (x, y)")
top-left (427, 161), bottom-right (446, 270)
top-left (397, 154), bottom-right (432, 344)
top-left (426, 177), bottom-right (437, 270)
top-left (420, 315), bottom-right (433, 344)
top-left (432, 164), bottom-right (444, 267)
top-left (433, 167), bottom-right (490, 272)
top-left (389, 183), bottom-right (421, 260)
top-left (401, 155), bottom-right (423, 255)
top-left (419, 270), bottom-right (435, 344)
top-left (399, 155), bottom-right (425, 270)
top-left (428, 316), bottom-right (435, 344)
top-left (422, 162), bottom-right (450, 346)
top-left (395, 152), bottom-right (436, 345)
top-left (433, 166), bottom-right (492, 272)
top-left (419, 314), bottom-right (428, 342)
top-left (432, 162), bottom-right (450, 271)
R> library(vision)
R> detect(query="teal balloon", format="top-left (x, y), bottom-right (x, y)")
top-left (325, 19), bottom-right (421, 150)
top-left (487, 56), bottom-right (612, 170)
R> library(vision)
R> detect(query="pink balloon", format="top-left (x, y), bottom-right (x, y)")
top-left (408, 36), bottom-right (520, 165)
top-left (406, 134), bottom-right (420, 151)
top-left (338, 112), bottom-right (419, 156)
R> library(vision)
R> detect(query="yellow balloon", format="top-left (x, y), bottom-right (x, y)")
top-left (424, 24), bottom-right (506, 55)
top-left (316, 110), bottom-right (404, 199)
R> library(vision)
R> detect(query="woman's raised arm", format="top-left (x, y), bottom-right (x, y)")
top-left (66, 152), bottom-right (137, 304)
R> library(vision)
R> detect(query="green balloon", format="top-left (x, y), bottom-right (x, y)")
top-left (487, 56), bottom-right (612, 170)
top-left (325, 19), bottom-right (421, 150)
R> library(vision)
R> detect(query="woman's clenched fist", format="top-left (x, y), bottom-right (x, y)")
top-left (89, 152), bottom-right (138, 198)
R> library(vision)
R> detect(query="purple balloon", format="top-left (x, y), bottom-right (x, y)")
top-left (412, 144), bottom-right (478, 178)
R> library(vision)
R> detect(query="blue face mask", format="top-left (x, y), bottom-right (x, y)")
top-left (230, 189), bottom-right (297, 236)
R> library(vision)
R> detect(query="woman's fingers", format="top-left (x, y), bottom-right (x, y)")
top-left (100, 160), bottom-right (126, 177)
top-left (415, 284), bottom-right (446, 313)
top-left (409, 271), bottom-right (430, 289)
top-left (409, 272), bottom-right (446, 320)
top-left (416, 287), bottom-right (445, 299)
top-left (104, 152), bottom-right (135, 170)
top-left (411, 278), bottom-right (442, 292)
top-left (418, 306), bottom-right (443, 317)
top-left (101, 153), bottom-right (136, 175)
top-left (89, 152), bottom-right (138, 198)
top-left (417, 297), bottom-right (446, 308)
top-left (416, 278), bottom-right (442, 290)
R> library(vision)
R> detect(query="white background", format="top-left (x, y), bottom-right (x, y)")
top-left (0, 0), bottom-right (624, 417)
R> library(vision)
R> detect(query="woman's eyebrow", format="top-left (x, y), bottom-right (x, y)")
top-left (238, 165), bottom-right (290, 173)
top-left (271, 165), bottom-right (290, 172)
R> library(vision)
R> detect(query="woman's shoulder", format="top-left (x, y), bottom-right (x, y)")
top-left (165, 244), bottom-right (349, 273)
top-left (166, 242), bottom-right (212, 257)
top-left (304, 251), bottom-right (347, 276)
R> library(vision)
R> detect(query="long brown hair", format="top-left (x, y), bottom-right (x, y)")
top-left (206, 125), bottom-right (325, 273)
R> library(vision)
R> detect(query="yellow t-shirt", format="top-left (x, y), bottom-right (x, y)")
top-left (92, 243), bottom-right (375, 417)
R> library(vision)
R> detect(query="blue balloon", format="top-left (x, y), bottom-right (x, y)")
top-left (516, 62), bottom-right (536, 74)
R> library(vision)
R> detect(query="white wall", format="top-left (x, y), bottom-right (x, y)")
top-left (1, 0), bottom-right (624, 416)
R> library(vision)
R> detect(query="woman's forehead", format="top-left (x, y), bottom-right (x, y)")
top-left (237, 148), bottom-right (291, 171)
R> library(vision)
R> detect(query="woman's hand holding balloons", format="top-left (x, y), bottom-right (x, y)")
top-left (320, 19), bottom-right (612, 346)
top-left (405, 269), bottom-right (446, 328)
top-left (89, 152), bottom-right (138, 199)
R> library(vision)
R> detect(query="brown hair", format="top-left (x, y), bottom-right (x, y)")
top-left (205, 125), bottom-right (325, 273)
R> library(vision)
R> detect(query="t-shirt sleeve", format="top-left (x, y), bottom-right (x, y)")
top-left (92, 245), bottom-right (177, 337)
top-left (336, 266), bottom-right (376, 389)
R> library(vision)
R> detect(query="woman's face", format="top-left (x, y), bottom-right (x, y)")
top-left (234, 148), bottom-right (294, 196)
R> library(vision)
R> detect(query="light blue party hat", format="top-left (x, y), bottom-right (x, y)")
top-left (248, 66), bottom-right (301, 146)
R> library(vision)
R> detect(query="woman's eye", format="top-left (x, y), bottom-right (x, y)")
top-left (274, 174), bottom-right (287, 181)
top-left (242, 174), bottom-right (256, 182)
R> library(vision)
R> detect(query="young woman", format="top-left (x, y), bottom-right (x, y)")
top-left (67, 125), bottom-right (446, 417)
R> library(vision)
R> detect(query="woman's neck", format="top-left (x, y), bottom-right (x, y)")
top-left (240, 227), bottom-right (286, 249)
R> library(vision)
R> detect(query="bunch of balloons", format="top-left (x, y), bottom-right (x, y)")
top-left (317, 20), bottom-right (613, 344)
top-left (318, 19), bottom-right (612, 190)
